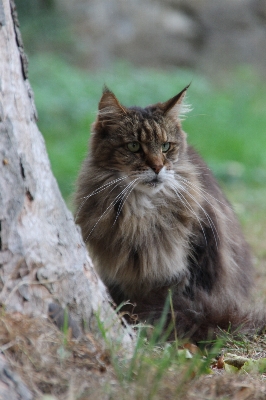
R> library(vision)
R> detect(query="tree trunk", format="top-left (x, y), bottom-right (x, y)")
top-left (0, 0), bottom-right (131, 350)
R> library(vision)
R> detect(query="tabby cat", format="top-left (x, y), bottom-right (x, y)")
top-left (75, 86), bottom-right (263, 342)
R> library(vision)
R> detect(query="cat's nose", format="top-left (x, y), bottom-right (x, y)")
top-left (151, 164), bottom-right (163, 174)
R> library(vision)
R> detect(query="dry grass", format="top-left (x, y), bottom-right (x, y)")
top-left (0, 311), bottom-right (116, 399)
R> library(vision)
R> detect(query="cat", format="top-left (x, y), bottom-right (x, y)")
top-left (74, 85), bottom-right (264, 342)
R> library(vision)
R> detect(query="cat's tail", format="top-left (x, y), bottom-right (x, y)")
top-left (130, 293), bottom-right (266, 343)
top-left (174, 304), bottom-right (266, 343)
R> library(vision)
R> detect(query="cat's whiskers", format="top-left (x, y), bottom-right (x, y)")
top-left (177, 177), bottom-right (222, 225)
top-left (177, 175), bottom-right (231, 214)
top-left (75, 176), bottom-right (129, 222)
top-left (113, 179), bottom-right (141, 226)
top-left (173, 175), bottom-right (231, 235)
top-left (78, 176), bottom-right (128, 201)
top-left (84, 178), bottom-right (140, 242)
top-left (170, 184), bottom-right (208, 245)
top-left (173, 182), bottom-right (219, 247)
top-left (184, 187), bottom-right (219, 247)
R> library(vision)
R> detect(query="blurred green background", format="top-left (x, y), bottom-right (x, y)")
top-left (16, 0), bottom-right (266, 204)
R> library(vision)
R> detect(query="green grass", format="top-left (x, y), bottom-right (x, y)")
top-left (28, 55), bottom-right (266, 203)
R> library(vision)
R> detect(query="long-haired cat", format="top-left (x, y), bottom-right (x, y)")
top-left (75, 86), bottom-right (264, 342)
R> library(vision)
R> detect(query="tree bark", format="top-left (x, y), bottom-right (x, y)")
top-left (0, 0), bottom-right (132, 346)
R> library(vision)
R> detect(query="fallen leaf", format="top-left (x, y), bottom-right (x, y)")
top-left (183, 343), bottom-right (201, 355)
top-left (216, 354), bottom-right (224, 369)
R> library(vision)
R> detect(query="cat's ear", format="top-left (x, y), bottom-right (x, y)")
top-left (98, 86), bottom-right (127, 121)
top-left (161, 84), bottom-right (191, 120)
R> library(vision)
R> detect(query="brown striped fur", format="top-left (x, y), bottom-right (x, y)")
top-left (75, 86), bottom-right (264, 342)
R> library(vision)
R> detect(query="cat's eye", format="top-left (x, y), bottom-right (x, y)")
top-left (162, 142), bottom-right (170, 152)
top-left (127, 142), bottom-right (140, 153)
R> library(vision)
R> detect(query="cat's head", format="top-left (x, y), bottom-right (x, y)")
top-left (90, 86), bottom-right (191, 191)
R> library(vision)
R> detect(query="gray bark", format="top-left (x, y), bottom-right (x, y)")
top-left (0, 354), bottom-right (33, 400)
top-left (0, 0), bottom-right (132, 358)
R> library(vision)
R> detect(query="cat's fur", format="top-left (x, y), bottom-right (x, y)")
top-left (75, 86), bottom-right (264, 342)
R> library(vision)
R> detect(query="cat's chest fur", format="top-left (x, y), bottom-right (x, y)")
top-left (90, 182), bottom-right (192, 298)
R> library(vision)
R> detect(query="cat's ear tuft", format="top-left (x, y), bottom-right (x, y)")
top-left (98, 86), bottom-right (127, 119)
top-left (162, 84), bottom-right (191, 121)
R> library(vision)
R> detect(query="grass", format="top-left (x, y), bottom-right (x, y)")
top-left (28, 55), bottom-right (266, 204)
